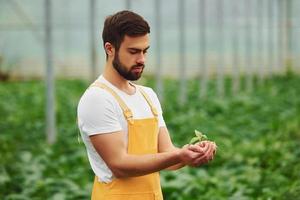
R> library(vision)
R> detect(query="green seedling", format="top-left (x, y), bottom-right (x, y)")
top-left (189, 130), bottom-right (208, 144)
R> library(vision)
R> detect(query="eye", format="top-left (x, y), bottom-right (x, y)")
top-left (129, 49), bottom-right (139, 54)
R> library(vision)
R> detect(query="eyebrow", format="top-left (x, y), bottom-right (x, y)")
top-left (127, 46), bottom-right (150, 52)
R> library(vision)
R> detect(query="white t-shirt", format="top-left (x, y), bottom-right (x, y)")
top-left (77, 75), bottom-right (166, 183)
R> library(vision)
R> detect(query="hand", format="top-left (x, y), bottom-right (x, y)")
top-left (203, 141), bottom-right (217, 161)
top-left (177, 145), bottom-right (205, 167)
top-left (188, 141), bottom-right (217, 166)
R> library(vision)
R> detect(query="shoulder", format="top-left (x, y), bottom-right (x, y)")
top-left (77, 86), bottom-right (123, 136)
top-left (79, 86), bottom-right (116, 105)
top-left (78, 86), bottom-right (119, 114)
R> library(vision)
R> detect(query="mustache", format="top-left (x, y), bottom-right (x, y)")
top-left (132, 64), bottom-right (145, 68)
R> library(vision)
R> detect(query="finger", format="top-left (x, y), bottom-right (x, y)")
top-left (197, 141), bottom-right (216, 158)
top-left (198, 144), bottom-right (214, 163)
top-left (199, 142), bottom-right (210, 153)
top-left (201, 142), bottom-right (214, 161)
top-left (211, 142), bottom-right (217, 155)
top-left (212, 143), bottom-right (217, 159)
top-left (198, 142), bottom-right (206, 148)
top-left (213, 145), bottom-right (217, 155)
top-left (212, 142), bottom-right (217, 150)
top-left (212, 149), bottom-right (216, 156)
top-left (193, 153), bottom-right (209, 166)
top-left (188, 144), bottom-right (204, 154)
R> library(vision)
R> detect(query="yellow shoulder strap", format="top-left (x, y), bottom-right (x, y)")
top-left (90, 82), bottom-right (133, 122)
top-left (138, 86), bottom-right (158, 117)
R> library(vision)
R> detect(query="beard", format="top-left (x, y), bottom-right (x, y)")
top-left (112, 52), bottom-right (145, 81)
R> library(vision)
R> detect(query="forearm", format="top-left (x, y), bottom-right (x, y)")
top-left (164, 162), bottom-right (186, 170)
top-left (111, 151), bottom-right (182, 178)
top-left (163, 146), bottom-right (187, 170)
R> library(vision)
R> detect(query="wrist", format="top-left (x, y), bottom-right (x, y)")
top-left (174, 148), bottom-right (183, 163)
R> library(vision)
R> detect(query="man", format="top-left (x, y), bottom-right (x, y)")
top-left (77, 10), bottom-right (217, 199)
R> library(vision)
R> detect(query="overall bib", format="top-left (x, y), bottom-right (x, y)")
top-left (90, 82), bottom-right (163, 200)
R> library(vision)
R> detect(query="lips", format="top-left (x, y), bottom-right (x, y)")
top-left (132, 67), bottom-right (143, 73)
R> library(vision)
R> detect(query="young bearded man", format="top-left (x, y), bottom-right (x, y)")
top-left (77, 10), bottom-right (217, 200)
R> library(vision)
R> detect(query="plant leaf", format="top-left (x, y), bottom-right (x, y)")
top-left (189, 137), bottom-right (199, 144)
top-left (195, 130), bottom-right (203, 138)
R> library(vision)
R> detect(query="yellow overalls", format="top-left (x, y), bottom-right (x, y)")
top-left (90, 82), bottom-right (163, 200)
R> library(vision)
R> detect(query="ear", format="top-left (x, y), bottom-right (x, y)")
top-left (104, 42), bottom-right (115, 57)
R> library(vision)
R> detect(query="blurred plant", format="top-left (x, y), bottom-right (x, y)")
top-left (0, 54), bottom-right (9, 81)
top-left (0, 54), bottom-right (18, 81)
top-left (0, 76), bottom-right (300, 199)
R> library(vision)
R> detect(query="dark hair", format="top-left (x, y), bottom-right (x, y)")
top-left (102, 10), bottom-right (150, 57)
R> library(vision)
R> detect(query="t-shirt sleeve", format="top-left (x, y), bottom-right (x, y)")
top-left (147, 88), bottom-right (166, 128)
top-left (77, 87), bottom-right (122, 136)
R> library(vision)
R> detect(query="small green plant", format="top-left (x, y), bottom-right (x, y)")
top-left (189, 130), bottom-right (208, 144)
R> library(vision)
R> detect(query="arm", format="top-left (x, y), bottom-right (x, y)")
top-left (90, 130), bottom-right (204, 178)
top-left (157, 127), bottom-right (186, 170)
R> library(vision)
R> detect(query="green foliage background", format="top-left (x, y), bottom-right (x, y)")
top-left (0, 75), bottom-right (300, 200)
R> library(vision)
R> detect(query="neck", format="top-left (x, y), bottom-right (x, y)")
top-left (103, 62), bottom-right (136, 95)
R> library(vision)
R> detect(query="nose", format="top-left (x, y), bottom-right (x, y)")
top-left (136, 52), bottom-right (146, 65)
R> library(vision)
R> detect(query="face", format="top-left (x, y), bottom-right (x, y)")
top-left (112, 34), bottom-right (149, 81)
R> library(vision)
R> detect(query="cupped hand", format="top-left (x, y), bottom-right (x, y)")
top-left (187, 141), bottom-right (217, 166)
